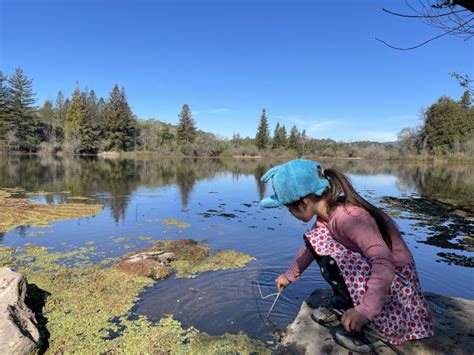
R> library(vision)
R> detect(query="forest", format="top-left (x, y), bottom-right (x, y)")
top-left (1, 67), bottom-right (472, 160)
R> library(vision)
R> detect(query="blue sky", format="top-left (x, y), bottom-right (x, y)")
top-left (1, 0), bottom-right (472, 142)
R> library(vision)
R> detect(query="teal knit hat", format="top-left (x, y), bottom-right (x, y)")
top-left (259, 159), bottom-right (330, 208)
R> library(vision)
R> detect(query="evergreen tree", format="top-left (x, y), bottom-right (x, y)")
top-left (79, 90), bottom-right (101, 153)
top-left (272, 122), bottom-right (281, 149)
top-left (299, 129), bottom-right (308, 155)
top-left (65, 88), bottom-right (85, 133)
top-left (288, 125), bottom-right (299, 150)
top-left (54, 90), bottom-right (67, 142)
top-left (176, 104), bottom-right (197, 145)
top-left (0, 71), bottom-right (9, 147)
top-left (38, 100), bottom-right (55, 143)
top-left (103, 85), bottom-right (139, 151)
top-left (280, 125), bottom-right (287, 147)
top-left (255, 108), bottom-right (270, 150)
top-left (64, 87), bottom-right (86, 152)
top-left (6, 67), bottom-right (38, 151)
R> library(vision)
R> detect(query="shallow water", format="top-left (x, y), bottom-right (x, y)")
top-left (1, 155), bottom-right (473, 340)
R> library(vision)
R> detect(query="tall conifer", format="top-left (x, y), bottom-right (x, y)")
top-left (6, 68), bottom-right (37, 151)
top-left (176, 104), bottom-right (196, 145)
top-left (255, 108), bottom-right (269, 150)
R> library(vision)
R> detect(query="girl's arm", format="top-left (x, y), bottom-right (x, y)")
top-left (283, 245), bottom-right (314, 282)
top-left (338, 211), bottom-right (396, 321)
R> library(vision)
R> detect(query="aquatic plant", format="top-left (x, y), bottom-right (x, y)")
top-left (0, 240), bottom-right (265, 354)
top-left (162, 218), bottom-right (191, 228)
top-left (0, 188), bottom-right (103, 233)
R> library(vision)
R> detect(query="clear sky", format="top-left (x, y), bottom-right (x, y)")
top-left (1, 0), bottom-right (472, 142)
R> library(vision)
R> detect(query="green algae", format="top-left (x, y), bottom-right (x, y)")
top-left (0, 241), bottom-right (265, 354)
top-left (173, 250), bottom-right (256, 278)
top-left (0, 188), bottom-right (103, 233)
top-left (111, 236), bottom-right (132, 243)
top-left (162, 218), bottom-right (191, 228)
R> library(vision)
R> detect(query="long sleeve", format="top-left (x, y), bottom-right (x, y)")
top-left (283, 245), bottom-right (314, 282)
top-left (335, 210), bottom-right (395, 321)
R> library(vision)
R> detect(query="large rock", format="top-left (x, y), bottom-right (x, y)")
top-left (278, 289), bottom-right (474, 354)
top-left (0, 267), bottom-right (41, 354)
top-left (114, 249), bottom-right (176, 279)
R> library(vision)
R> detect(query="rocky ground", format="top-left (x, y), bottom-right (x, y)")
top-left (278, 289), bottom-right (474, 355)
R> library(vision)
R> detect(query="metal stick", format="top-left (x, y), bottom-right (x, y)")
top-left (264, 290), bottom-right (282, 322)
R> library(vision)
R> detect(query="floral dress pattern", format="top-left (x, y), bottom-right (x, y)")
top-left (306, 226), bottom-right (434, 345)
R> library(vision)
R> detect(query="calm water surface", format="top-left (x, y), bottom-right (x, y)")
top-left (1, 155), bottom-right (473, 341)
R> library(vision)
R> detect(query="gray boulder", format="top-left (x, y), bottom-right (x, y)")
top-left (0, 267), bottom-right (41, 355)
top-left (278, 289), bottom-right (474, 354)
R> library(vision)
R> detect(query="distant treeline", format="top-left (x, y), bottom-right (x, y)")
top-left (0, 67), bottom-right (472, 159)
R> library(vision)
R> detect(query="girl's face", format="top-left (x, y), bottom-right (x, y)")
top-left (287, 199), bottom-right (315, 223)
top-left (287, 196), bottom-right (328, 223)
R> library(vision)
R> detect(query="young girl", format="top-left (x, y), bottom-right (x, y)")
top-left (260, 159), bottom-right (434, 350)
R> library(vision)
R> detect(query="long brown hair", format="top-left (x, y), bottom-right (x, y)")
top-left (288, 167), bottom-right (393, 249)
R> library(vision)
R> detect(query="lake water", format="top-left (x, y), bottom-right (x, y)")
top-left (1, 155), bottom-right (473, 342)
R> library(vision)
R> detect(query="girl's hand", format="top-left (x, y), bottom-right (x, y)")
top-left (275, 274), bottom-right (290, 292)
top-left (341, 308), bottom-right (369, 332)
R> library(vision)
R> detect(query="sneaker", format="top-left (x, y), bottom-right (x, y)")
top-left (311, 294), bottom-right (348, 324)
top-left (334, 327), bottom-right (386, 353)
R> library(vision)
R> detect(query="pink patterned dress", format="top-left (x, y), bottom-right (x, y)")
top-left (305, 226), bottom-right (434, 345)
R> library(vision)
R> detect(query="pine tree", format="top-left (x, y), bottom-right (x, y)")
top-left (6, 67), bottom-right (38, 151)
top-left (79, 90), bottom-right (101, 153)
top-left (280, 125), bottom-right (287, 147)
top-left (65, 88), bottom-right (85, 133)
top-left (272, 122), bottom-right (281, 149)
top-left (255, 108), bottom-right (270, 150)
top-left (103, 85), bottom-right (139, 151)
top-left (54, 91), bottom-right (67, 143)
top-left (176, 104), bottom-right (197, 145)
top-left (0, 71), bottom-right (9, 147)
top-left (38, 100), bottom-right (55, 142)
top-left (64, 87), bottom-right (86, 152)
top-left (288, 125), bottom-right (299, 150)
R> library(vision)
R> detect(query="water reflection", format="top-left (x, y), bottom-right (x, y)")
top-left (0, 155), bottom-right (472, 262)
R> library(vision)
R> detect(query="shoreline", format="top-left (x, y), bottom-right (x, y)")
top-left (1, 151), bottom-right (473, 162)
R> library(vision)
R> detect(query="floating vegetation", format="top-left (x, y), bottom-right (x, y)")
top-left (198, 210), bottom-right (237, 219)
top-left (0, 240), bottom-right (264, 354)
top-left (162, 218), bottom-right (191, 228)
top-left (380, 196), bottom-right (474, 252)
top-left (111, 237), bottom-right (133, 243)
top-left (173, 250), bottom-right (255, 278)
top-left (0, 188), bottom-right (103, 233)
top-left (68, 196), bottom-right (90, 201)
top-left (139, 235), bottom-right (153, 241)
top-left (436, 252), bottom-right (474, 268)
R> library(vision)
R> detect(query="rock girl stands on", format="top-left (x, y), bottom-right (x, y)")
top-left (259, 159), bottom-right (434, 346)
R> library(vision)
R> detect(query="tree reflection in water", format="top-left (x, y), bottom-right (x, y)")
top-left (0, 155), bottom-right (472, 266)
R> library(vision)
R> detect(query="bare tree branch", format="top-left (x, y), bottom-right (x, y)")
top-left (382, 7), bottom-right (467, 18)
top-left (375, 17), bottom-right (474, 50)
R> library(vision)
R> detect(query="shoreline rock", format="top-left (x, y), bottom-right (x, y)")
top-left (0, 267), bottom-right (42, 354)
top-left (277, 289), bottom-right (474, 354)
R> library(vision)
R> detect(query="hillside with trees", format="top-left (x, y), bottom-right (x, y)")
top-left (0, 67), bottom-right (472, 160)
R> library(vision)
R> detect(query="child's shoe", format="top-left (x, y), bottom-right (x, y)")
top-left (311, 294), bottom-right (349, 324)
top-left (334, 328), bottom-right (386, 353)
